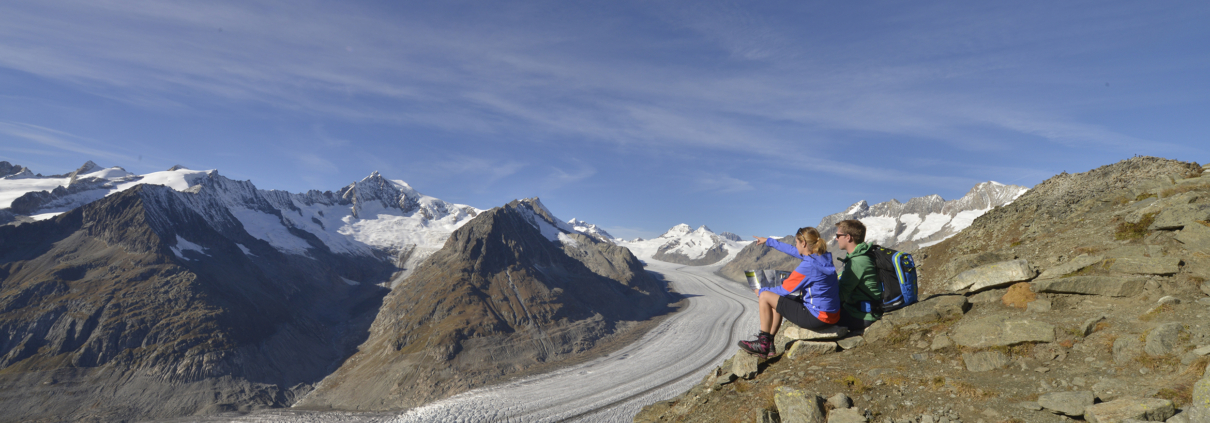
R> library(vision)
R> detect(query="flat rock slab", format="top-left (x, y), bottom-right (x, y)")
top-left (1084, 398), bottom-right (1175, 423)
top-left (951, 315), bottom-right (1055, 348)
top-left (787, 341), bottom-right (837, 359)
top-left (890, 295), bottom-right (969, 324)
top-left (774, 386), bottom-right (825, 423)
top-left (1108, 257), bottom-right (1181, 275)
top-left (1032, 276), bottom-right (1145, 297)
top-left (1038, 255), bottom-right (1105, 280)
top-left (962, 351), bottom-right (1009, 372)
top-left (1176, 221), bottom-right (1210, 251)
top-left (1038, 390), bottom-right (1095, 417)
top-left (1149, 203), bottom-right (1210, 231)
top-left (949, 259), bottom-right (1035, 292)
top-left (968, 289), bottom-right (1006, 304)
top-left (782, 324), bottom-right (849, 341)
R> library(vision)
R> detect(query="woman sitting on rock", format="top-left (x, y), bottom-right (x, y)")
top-left (738, 227), bottom-right (840, 358)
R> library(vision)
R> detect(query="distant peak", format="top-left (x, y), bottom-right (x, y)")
top-left (695, 225), bottom-right (714, 233)
top-left (168, 164), bottom-right (189, 171)
top-left (660, 223), bottom-right (692, 238)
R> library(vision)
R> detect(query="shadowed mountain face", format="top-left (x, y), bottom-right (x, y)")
top-left (0, 185), bottom-right (392, 422)
top-left (298, 199), bottom-right (671, 411)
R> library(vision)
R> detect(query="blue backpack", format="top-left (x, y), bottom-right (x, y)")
top-left (866, 245), bottom-right (918, 312)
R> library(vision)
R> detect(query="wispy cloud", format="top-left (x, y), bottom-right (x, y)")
top-left (0, 121), bottom-right (136, 164)
top-left (691, 172), bottom-right (754, 194)
top-left (545, 161), bottom-right (597, 190)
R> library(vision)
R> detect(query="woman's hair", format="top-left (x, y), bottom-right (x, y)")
top-left (795, 227), bottom-right (827, 255)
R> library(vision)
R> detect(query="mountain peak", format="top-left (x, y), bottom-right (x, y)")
top-left (660, 223), bottom-right (693, 238)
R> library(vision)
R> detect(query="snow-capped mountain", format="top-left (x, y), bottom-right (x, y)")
top-left (818, 181), bottom-right (1029, 250)
top-left (617, 223), bottom-right (751, 266)
top-left (568, 217), bottom-right (615, 242)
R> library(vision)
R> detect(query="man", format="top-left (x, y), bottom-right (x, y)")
top-left (834, 219), bottom-right (881, 331)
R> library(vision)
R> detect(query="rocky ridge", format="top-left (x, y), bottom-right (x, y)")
top-left (296, 198), bottom-right (672, 411)
top-left (637, 157), bottom-right (1210, 423)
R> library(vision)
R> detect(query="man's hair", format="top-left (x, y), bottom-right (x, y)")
top-left (835, 219), bottom-right (866, 244)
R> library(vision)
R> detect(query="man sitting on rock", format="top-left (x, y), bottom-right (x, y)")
top-left (835, 219), bottom-right (882, 332)
top-left (738, 227), bottom-right (840, 358)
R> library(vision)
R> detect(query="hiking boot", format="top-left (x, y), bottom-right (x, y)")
top-left (738, 332), bottom-right (774, 357)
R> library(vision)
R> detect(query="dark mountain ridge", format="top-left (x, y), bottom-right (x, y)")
top-left (297, 198), bottom-right (673, 411)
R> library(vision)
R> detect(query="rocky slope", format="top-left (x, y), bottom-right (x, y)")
top-left (717, 181), bottom-right (1027, 285)
top-left (295, 198), bottom-right (672, 411)
top-left (0, 184), bottom-right (392, 422)
top-left (637, 157), bottom-right (1210, 423)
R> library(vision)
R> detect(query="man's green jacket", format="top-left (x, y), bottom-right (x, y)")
top-left (838, 242), bottom-right (882, 321)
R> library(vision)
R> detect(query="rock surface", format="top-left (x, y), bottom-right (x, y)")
top-left (637, 157), bottom-right (1210, 423)
top-left (1083, 398), bottom-right (1175, 423)
top-left (1037, 390), bottom-right (1095, 417)
top-left (774, 387), bottom-right (825, 423)
top-left (947, 259), bottom-right (1035, 292)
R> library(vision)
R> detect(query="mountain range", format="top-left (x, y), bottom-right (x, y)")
top-left (0, 160), bottom-right (670, 421)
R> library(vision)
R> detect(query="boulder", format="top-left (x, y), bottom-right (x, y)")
top-left (826, 407), bottom-right (867, 423)
top-left (1202, 281), bottom-right (1210, 296)
top-left (1192, 375), bottom-right (1210, 410)
top-left (1167, 407), bottom-right (1210, 423)
top-left (948, 259), bottom-right (1035, 292)
top-left (1175, 221), bottom-right (1210, 251)
top-left (774, 387), bottom-right (825, 423)
top-left (787, 341), bottom-right (838, 359)
top-left (890, 295), bottom-right (969, 324)
top-left (962, 351), bottom-right (1009, 372)
top-left (1038, 390), bottom-right (1095, 417)
top-left (1092, 378), bottom-right (1138, 402)
top-left (950, 315), bottom-right (1055, 348)
top-left (732, 350), bottom-right (760, 380)
top-left (1083, 398), bottom-right (1175, 423)
top-left (827, 393), bottom-right (852, 409)
top-left (862, 319), bottom-right (892, 344)
top-left (1037, 255), bottom-right (1105, 280)
top-left (1148, 203), bottom-right (1210, 231)
top-left (1113, 336), bottom-right (1143, 364)
top-left (837, 336), bottom-right (865, 350)
top-left (1032, 276), bottom-right (1146, 297)
top-left (1108, 257), bottom-right (1181, 276)
top-left (1144, 323), bottom-right (1184, 356)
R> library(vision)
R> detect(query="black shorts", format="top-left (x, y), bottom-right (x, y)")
top-left (775, 295), bottom-right (834, 331)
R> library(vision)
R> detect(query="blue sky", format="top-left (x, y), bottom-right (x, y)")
top-left (2, 0), bottom-right (1208, 240)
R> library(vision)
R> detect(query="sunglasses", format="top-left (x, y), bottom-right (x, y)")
top-left (835, 233), bottom-right (849, 239)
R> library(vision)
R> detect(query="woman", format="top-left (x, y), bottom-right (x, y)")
top-left (738, 227), bottom-right (840, 358)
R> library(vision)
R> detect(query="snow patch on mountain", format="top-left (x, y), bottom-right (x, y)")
top-left (170, 235), bottom-right (209, 260)
top-left (817, 181), bottom-right (1029, 250)
top-left (568, 218), bottom-right (614, 242)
